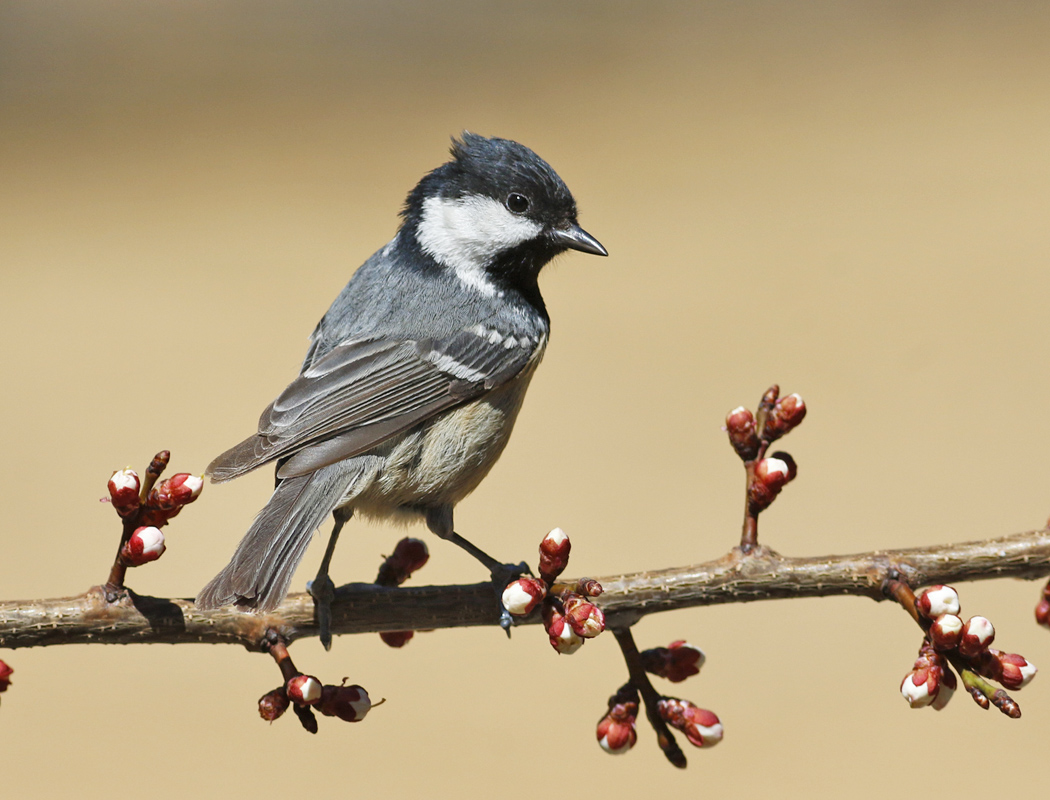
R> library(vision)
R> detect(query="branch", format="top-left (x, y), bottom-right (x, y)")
top-left (2, 527), bottom-right (1048, 651)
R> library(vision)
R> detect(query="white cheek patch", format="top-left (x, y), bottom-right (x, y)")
top-left (416, 195), bottom-right (544, 296)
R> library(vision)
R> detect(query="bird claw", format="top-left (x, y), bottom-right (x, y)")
top-left (308, 575), bottom-right (337, 651)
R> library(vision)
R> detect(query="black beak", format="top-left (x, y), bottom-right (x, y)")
top-left (550, 223), bottom-right (608, 257)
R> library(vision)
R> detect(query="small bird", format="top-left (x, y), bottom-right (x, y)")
top-left (196, 133), bottom-right (606, 646)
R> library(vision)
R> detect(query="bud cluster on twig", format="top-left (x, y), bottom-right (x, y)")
top-left (259, 633), bottom-right (375, 733)
top-left (374, 537), bottom-right (430, 648)
top-left (899, 583), bottom-right (1036, 716)
top-left (725, 385), bottom-right (805, 551)
top-left (500, 528), bottom-right (606, 654)
top-left (103, 451), bottom-right (203, 596)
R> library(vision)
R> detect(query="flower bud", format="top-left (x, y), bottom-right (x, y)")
top-left (379, 631), bottom-right (414, 648)
top-left (641, 640), bottom-right (706, 683)
top-left (929, 613), bottom-right (964, 651)
top-left (563, 596), bottom-right (606, 638)
top-left (501, 577), bottom-right (547, 616)
top-left (258, 687), bottom-right (290, 722)
top-left (286, 674), bottom-right (322, 706)
top-left (657, 698), bottom-right (723, 748)
top-left (748, 457), bottom-right (791, 512)
top-left (375, 537), bottom-right (429, 586)
top-left (957, 616), bottom-right (994, 657)
top-left (1036, 597), bottom-right (1050, 629)
top-left (107, 469), bottom-right (141, 517)
top-left (763, 393), bottom-right (807, 441)
top-left (900, 649), bottom-right (947, 709)
top-left (121, 526), bottom-right (166, 566)
top-left (725, 406), bottom-right (760, 461)
top-left (916, 585), bottom-right (961, 619)
top-left (317, 682), bottom-right (372, 722)
top-left (996, 652), bottom-right (1037, 690)
top-left (544, 605), bottom-right (584, 655)
top-left (596, 702), bottom-right (638, 755)
top-left (538, 527), bottom-right (571, 582)
top-left (0, 660), bottom-right (12, 692)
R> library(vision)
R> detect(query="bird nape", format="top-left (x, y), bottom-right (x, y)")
top-left (196, 133), bottom-right (607, 649)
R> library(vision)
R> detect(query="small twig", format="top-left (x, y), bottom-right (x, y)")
top-left (612, 627), bottom-right (686, 768)
top-left (103, 450), bottom-right (170, 599)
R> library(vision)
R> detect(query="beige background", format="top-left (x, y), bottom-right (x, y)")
top-left (2, 2), bottom-right (1049, 796)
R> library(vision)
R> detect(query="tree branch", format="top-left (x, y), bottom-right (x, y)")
top-left (2, 528), bottom-right (1048, 651)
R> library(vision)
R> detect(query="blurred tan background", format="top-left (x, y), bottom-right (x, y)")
top-left (2, 1), bottom-right (1049, 796)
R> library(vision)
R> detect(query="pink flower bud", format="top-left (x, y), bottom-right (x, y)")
top-left (286, 674), bottom-right (322, 706)
top-left (657, 698), bottom-right (724, 748)
top-left (317, 681), bottom-right (372, 722)
top-left (538, 527), bottom-right (571, 582)
top-left (148, 473), bottom-right (203, 511)
top-left (641, 640), bottom-right (706, 683)
top-left (379, 631), bottom-right (414, 648)
top-left (916, 585), bottom-right (961, 619)
top-left (564, 597), bottom-right (606, 638)
top-left (258, 687), bottom-right (290, 722)
top-left (543, 606), bottom-right (584, 655)
top-left (596, 702), bottom-right (638, 755)
top-left (900, 648), bottom-right (950, 709)
top-left (997, 652), bottom-right (1037, 690)
top-left (957, 616), bottom-right (994, 657)
top-left (375, 537), bottom-right (429, 586)
top-left (748, 457), bottom-right (792, 512)
top-left (763, 393), bottom-right (807, 441)
top-left (501, 577), bottom-right (547, 616)
top-left (107, 469), bottom-right (141, 517)
top-left (0, 660), bottom-right (12, 692)
top-left (121, 526), bottom-right (166, 566)
top-left (725, 406), bottom-right (760, 461)
top-left (929, 613), bottom-right (964, 651)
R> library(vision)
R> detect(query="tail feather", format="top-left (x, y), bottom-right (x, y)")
top-left (196, 461), bottom-right (364, 611)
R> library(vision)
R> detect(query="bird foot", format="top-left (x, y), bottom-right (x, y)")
top-left (307, 574), bottom-right (337, 651)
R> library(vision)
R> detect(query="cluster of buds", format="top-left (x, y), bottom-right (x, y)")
top-left (596, 685), bottom-right (639, 755)
top-left (260, 675), bottom-right (373, 732)
top-left (501, 528), bottom-right (606, 654)
top-left (656, 698), bottom-right (723, 749)
top-left (640, 640), bottom-right (706, 683)
top-left (374, 538), bottom-right (430, 648)
top-left (901, 584), bottom-right (1036, 713)
top-left (726, 386), bottom-right (805, 530)
top-left (0, 660), bottom-right (12, 702)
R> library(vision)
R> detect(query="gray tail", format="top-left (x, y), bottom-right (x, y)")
top-left (195, 462), bottom-right (360, 611)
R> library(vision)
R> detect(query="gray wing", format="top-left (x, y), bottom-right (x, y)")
top-left (207, 328), bottom-right (537, 482)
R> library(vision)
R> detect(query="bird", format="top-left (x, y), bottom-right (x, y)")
top-left (196, 133), bottom-right (607, 647)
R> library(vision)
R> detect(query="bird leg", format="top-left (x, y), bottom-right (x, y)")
top-left (309, 507), bottom-right (353, 651)
top-left (425, 506), bottom-right (529, 635)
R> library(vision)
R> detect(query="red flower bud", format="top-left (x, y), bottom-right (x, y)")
top-left (916, 585), bottom-right (961, 619)
top-left (286, 674), bottom-right (322, 706)
top-left (375, 537), bottom-right (429, 586)
top-left (0, 660), bottom-right (12, 692)
top-left (501, 577), bottom-right (547, 616)
top-left (657, 698), bottom-right (723, 748)
top-left (258, 687), bottom-right (290, 722)
top-left (929, 614), bottom-right (964, 651)
top-left (316, 681), bottom-right (372, 722)
top-left (538, 527), bottom-right (571, 582)
top-left (121, 526), bottom-right (166, 566)
top-left (931, 665), bottom-right (957, 710)
top-left (543, 604), bottom-right (584, 655)
top-left (996, 652), bottom-right (1037, 690)
top-left (725, 406), bottom-right (760, 461)
top-left (379, 631), bottom-right (414, 648)
top-left (107, 469), bottom-right (141, 517)
top-left (748, 457), bottom-right (792, 512)
top-left (641, 640), bottom-right (706, 683)
top-left (763, 393), bottom-right (807, 441)
top-left (563, 596), bottom-right (605, 638)
top-left (148, 473), bottom-right (203, 511)
top-left (1036, 597), bottom-right (1050, 629)
top-left (957, 616), bottom-right (994, 657)
top-left (900, 649), bottom-right (948, 708)
top-left (596, 702), bottom-right (638, 755)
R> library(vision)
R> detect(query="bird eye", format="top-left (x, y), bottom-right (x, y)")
top-left (506, 193), bottom-right (530, 214)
